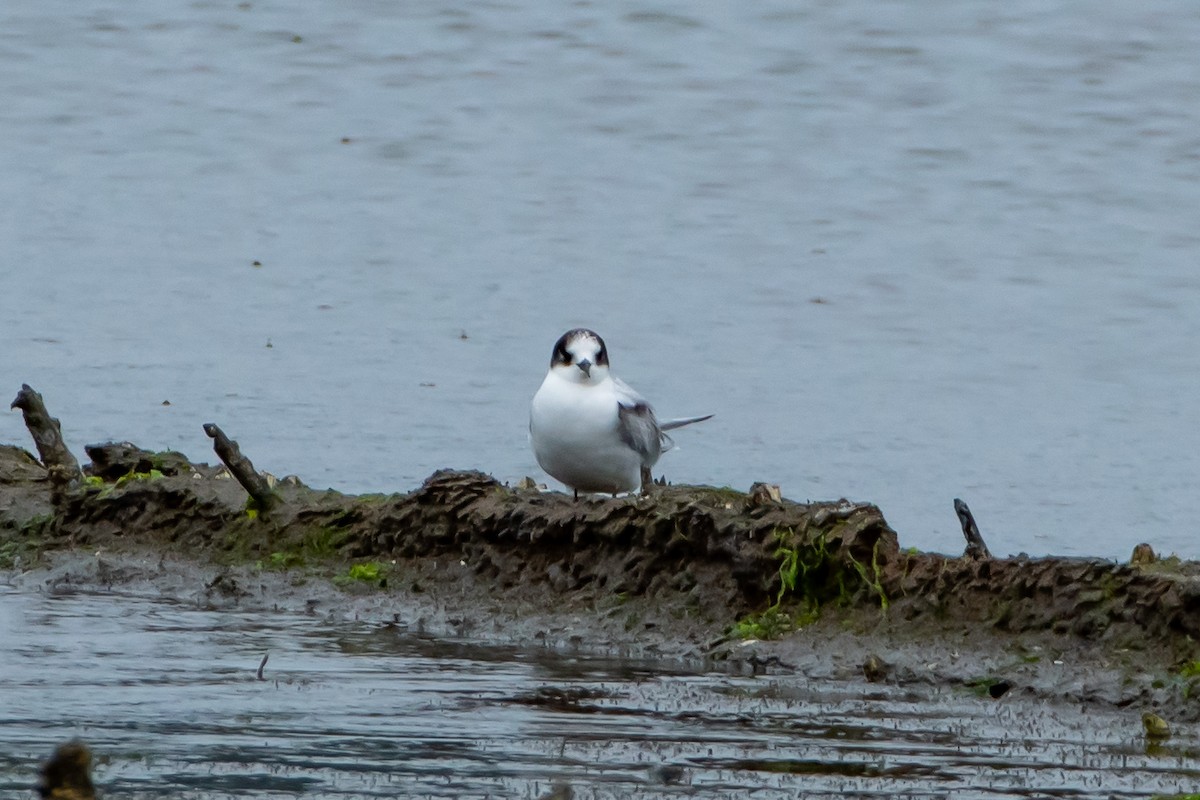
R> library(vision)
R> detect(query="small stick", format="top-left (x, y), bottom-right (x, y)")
top-left (257, 653), bottom-right (269, 680)
top-left (954, 498), bottom-right (992, 560)
top-left (11, 384), bottom-right (82, 502)
top-left (203, 423), bottom-right (278, 511)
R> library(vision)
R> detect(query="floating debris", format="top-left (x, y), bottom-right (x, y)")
top-left (988, 679), bottom-right (1013, 699)
top-left (536, 783), bottom-right (572, 800)
top-left (1142, 712), bottom-right (1171, 741)
top-left (38, 740), bottom-right (95, 800)
top-left (862, 654), bottom-right (889, 683)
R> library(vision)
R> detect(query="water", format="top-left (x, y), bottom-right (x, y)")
top-left (2, 1), bottom-right (1199, 559)
top-left (2, 586), bottom-right (1198, 798)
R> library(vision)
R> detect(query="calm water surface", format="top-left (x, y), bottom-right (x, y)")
top-left (2, 585), bottom-right (1198, 798)
top-left (2, 2), bottom-right (1200, 558)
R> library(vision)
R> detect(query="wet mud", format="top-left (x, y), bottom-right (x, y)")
top-left (10, 583), bottom-right (1199, 799)
top-left (3, 437), bottom-right (1200, 734)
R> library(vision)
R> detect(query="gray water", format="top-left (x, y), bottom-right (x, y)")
top-left (4, 585), bottom-right (1199, 798)
top-left (3, 2), bottom-right (1200, 559)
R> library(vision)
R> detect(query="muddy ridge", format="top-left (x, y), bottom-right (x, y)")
top-left (3, 436), bottom-right (1199, 650)
top-left (0, 439), bottom-right (892, 625)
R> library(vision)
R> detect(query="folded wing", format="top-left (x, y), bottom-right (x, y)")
top-left (612, 378), bottom-right (712, 459)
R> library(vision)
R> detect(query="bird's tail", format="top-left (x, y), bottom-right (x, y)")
top-left (659, 413), bottom-right (713, 431)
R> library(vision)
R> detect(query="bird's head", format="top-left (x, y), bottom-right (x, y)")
top-left (549, 328), bottom-right (610, 385)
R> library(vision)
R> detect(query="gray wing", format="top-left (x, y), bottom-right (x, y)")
top-left (617, 401), bottom-right (666, 465)
top-left (613, 377), bottom-right (667, 464)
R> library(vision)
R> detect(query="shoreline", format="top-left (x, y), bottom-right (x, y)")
top-left (3, 436), bottom-right (1200, 727)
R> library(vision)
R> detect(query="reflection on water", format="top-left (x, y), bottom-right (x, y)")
top-left (2, 586), bottom-right (1198, 798)
top-left (1, 2), bottom-right (1200, 560)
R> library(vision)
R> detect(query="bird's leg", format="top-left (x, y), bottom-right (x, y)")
top-left (639, 465), bottom-right (653, 495)
top-left (573, 488), bottom-right (579, 501)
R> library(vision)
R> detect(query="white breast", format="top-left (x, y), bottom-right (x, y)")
top-left (529, 371), bottom-right (645, 494)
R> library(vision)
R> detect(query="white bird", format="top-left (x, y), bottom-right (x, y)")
top-left (529, 328), bottom-right (712, 496)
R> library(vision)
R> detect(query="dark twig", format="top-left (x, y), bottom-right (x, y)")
top-left (202, 423), bottom-right (278, 511)
top-left (954, 498), bottom-right (992, 560)
top-left (257, 653), bottom-right (269, 681)
top-left (11, 384), bottom-right (82, 502)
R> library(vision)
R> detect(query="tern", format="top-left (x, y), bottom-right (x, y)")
top-left (529, 328), bottom-right (712, 497)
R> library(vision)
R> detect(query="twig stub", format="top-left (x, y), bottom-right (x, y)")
top-left (954, 498), bottom-right (992, 560)
top-left (11, 384), bottom-right (82, 502)
top-left (203, 423), bottom-right (279, 511)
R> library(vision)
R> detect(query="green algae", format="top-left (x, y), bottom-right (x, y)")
top-left (731, 527), bottom-right (885, 640)
top-left (1177, 660), bottom-right (1200, 679)
top-left (337, 561), bottom-right (389, 588)
top-left (251, 525), bottom-right (352, 572)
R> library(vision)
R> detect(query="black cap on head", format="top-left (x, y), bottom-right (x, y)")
top-left (551, 328), bottom-right (609, 367)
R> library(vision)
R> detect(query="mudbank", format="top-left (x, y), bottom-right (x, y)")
top-left (0, 437), bottom-right (894, 644)
top-left (4, 385), bottom-right (1200, 725)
